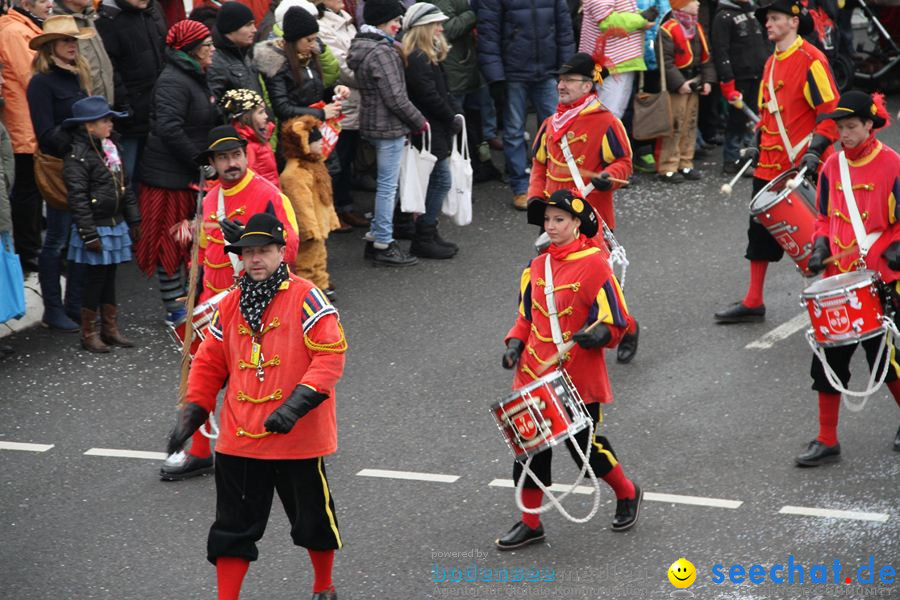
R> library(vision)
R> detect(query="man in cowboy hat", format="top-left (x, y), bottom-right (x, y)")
top-left (527, 52), bottom-right (640, 364)
top-left (159, 124), bottom-right (299, 482)
top-left (167, 211), bottom-right (346, 600)
top-left (714, 0), bottom-right (839, 324)
top-left (796, 91), bottom-right (900, 466)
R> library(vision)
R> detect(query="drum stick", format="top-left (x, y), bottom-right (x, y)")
top-left (720, 158), bottom-right (754, 195)
top-left (823, 247), bottom-right (858, 267)
top-left (787, 166), bottom-right (808, 191)
top-left (577, 168), bottom-right (630, 186)
top-left (730, 97), bottom-right (761, 125)
top-left (534, 318), bottom-right (606, 377)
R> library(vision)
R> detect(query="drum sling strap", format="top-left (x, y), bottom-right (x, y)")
top-left (838, 151), bottom-right (881, 260)
top-left (218, 187), bottom-right (244, 282)
top-left (766, 63), bottom-right (813, 164)
top-left (559, 134), bottom-right (594, 197)
top-left (542, 254), bottom-right (568, 357)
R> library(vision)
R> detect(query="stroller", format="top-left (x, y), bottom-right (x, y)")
top-left (851, 0), bottom-right (900, 92)
top-left (805, 0), bottom-right (856, 91)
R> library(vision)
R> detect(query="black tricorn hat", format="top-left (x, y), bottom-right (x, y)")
top-left (224, 212), bottom-right (287, 254)
top-left (817, 90), bottom-right (887, 129)
top-left (196, 125), bottom-right (248, 163)
top-left (527, 189), bottom-right (599, 239)
top-left (552, 52), bottom-right (599, 81)
top-left (755, 0), bottom-right (814, 37)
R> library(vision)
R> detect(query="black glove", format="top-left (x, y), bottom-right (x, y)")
top-left (218, 218), bottom-right (244, 244)
top-left (166, 402), bottom-right (209, 455)
top-left (807, 236), bottom-right (831, 274)
top-left (740, 145), bottom-right (759, 163)
top-left (571, 323), bottom-right (612, 349)
top-left (799, 134), bottom-right (833, 178)
top-left (200, 164), bottom-right (216, 180)
top-left (883, 241), bottom-right (900, 271)
top-left (591, 172), bottom-right (613, 191)
top-left (489, 80), bottom-right (507, 111)
top-left (264, 385), bottom-right (329, 434)
top-left (502, 338), bottom-right (524, 369)
top-left (640, 6), bottom-right (659, 20)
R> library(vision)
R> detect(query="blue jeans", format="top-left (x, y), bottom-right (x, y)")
top-left (478, 85), bottom-right (498, 140)
top-left (421, 157), bottom-right (451, 225)
top-left (39, 203), bottom-right (84, 315)
top-left (504, 79), bottom-right (558, 195)
top-left (119, 134), bottom-right (146, 192)
top-left (367, 136), bottom-right (406, 245)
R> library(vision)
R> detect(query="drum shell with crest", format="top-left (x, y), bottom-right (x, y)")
top-left (801, 270), bottom-right (889, 347)
top-left (749, 168), bottom-right (818, 277)
top-left (167, 290), bottom-right (230, 358)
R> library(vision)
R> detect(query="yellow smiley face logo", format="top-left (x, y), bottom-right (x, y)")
top-left (668, 558), bottom-right (697, 588)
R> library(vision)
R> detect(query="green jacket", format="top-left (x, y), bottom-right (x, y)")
top-left (320, 44), bottom-right (341, 88)
top-left (432, 0), bottom-right (481, 95)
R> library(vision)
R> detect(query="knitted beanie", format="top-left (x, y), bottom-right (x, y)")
top-left (216, 2), bottom-right (255, 35)
top-left (363, 0), bottom-right (405, 26)
top-left (166, 19), bottom-right (210, 52)
top-left (283, 5), bottom-right (319, 42)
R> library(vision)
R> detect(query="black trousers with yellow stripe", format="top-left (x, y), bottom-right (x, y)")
top-left (513, 403), bottom-right (619, 489)
top-left (207, 452), bottom-right (342, 564)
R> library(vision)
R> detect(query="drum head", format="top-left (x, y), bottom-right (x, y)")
top-left (749, 168), bottom-right (814, 215)
top-left (802, 270), bottom-right (877, 297)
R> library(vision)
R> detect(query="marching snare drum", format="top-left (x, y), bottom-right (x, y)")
top-left (749, 168), bottom-right (818, 277)
top-left (490, 370), bottom-right (592, 462)
top-left (801, 270), bottom-right (886, 347)
top-left (168, 290), bottom-right (230, 357)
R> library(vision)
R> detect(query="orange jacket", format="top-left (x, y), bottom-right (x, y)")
top-left (187, 273), bottom-right (347, 459)
top-left (755, 36), bottom-right (838, 180)
top-left (198, 170), bottom-right (299, 302)
top-left (0, 9), bottom-right (41, 153)
top-left (528, 98), bottom-right (633, 231)
top-left (506, 236), bottom-right (630, 404)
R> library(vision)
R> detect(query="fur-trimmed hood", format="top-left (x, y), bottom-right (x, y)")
top-left (252, 39), bottom-right (289, 78)
top-left (281, 115), bottom-right (324, 161)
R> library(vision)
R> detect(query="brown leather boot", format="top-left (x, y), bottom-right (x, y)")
top-left (81, 308), bottom-right (110, 353)
top-left (100, 304), bottom-right (134, 347)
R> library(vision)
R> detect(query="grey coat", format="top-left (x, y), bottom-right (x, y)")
top-left (53, 0), bottom-right (115, 104)
top-left (0, 121), bottom-right (13, 234)
top-left (346, 32), bottom-right (425, 139)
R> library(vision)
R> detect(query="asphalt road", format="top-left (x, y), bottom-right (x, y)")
top-left (2, 102), bottom-right (899, 600)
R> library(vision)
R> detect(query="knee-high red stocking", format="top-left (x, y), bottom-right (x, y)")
top-left (886, 380), bottom-right (900, 407)
top-left (817, 392), bottom-right (841, 446)
top-left (742, 260), bottom-right (768, 308)
top-left (308, 549), bottom-right (335, 593)
top-left (601, 464), bottom-right (636, 500)
top-left (521, 488), bottom-right (543, 529)
top-left (216, 557), bottom-right (249, 600)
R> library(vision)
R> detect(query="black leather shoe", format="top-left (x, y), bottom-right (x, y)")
top-left (311, 586), bottom-right (337, 600)
top-left (611, 484), bottom-right (642, 531)
top-left (714, 302), bottom-right (765, 323)
top-left (893, 426), bottom-right (899, 452)
top-left (159, 452), bottom-right (214, 481)
top-left (495, 521), bottom-right (545, 551)
top-left (372, 241), bottom-right (419, 267)
top-left (795, 440), bottom-right (841, 467)
top-left (616, 321), bottom-right (639, 364)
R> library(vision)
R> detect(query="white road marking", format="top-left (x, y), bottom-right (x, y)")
top-left (745, 312), bottom-right (810, 349)
top-left (489, 479), bottom-right (742, 508)
top-left (357, 468), bottom-right (459, 483)
top-left (84, 448), bottom-right (168, 460)
top-left (0, 441), bottom-right (54, 452)
top-left (779, 505), bottom-right (890, 523)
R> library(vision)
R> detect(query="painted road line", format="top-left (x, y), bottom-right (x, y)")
top-left (745, 312), bottom-right (810, 349)
top-left (489, 479), bottom-right (743, 508)
top-left (357, 468), bottom-right (459, 484)
top-left (0, 441), bottom-right (54, 452)
top-left (779, 506), bottom-right (890, 523)
top-left (84, 448), bottom-right (168, 460)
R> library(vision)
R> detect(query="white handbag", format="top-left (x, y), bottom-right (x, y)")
top-left (444, 114), bottom-right (473, 226)
top-left (398, 123), bottom-right (436, 214)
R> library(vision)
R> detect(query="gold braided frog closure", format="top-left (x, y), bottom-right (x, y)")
top-left (236, 427), bottom-right (273, 439)
top-left (235, 388), bottom-right (283, 404)
top-left (238, 355), bottom-right (281, 370)
top-left (238, 318), bottom-right (280, 337)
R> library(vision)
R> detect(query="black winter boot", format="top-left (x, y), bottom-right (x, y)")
top-left (410, 221), bottom-right (456, 259)
top-left (431, 222), bottom-right (458, 254)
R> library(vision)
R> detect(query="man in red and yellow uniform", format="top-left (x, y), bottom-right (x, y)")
top-left (160, 126), bottom-right (300, 482)
top-left (527, 52), bottom-right (640, 363)
top-left (797, 91), bottom-right (900, 466)
top-left (496, 189), bottom-right (641, 550)
top-left (715, 0), bottom-right (839, 323)
top-left (167, 212), bottom-right (346, 600)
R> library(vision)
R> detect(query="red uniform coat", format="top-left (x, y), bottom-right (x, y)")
top-left (528, 97), bottom-right (633, 231)
top-left (198, 170), bottom-right (300, 302)
top-left (814, 137), bottom-right (900, 282)
top-left (187, 274), bottom-right (347, 459)
top-left (505, 237), bottom-right (630, 404)
top-left (755, 36), bottom-right (839, 180)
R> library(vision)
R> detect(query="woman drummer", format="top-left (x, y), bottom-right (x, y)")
top-left (497, 188), bottom-right (642, 550)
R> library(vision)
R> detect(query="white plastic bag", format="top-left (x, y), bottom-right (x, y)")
top-left (444, 115), bottom-right (473, 226)
top-left (398, 124), bottom-right (435, 214)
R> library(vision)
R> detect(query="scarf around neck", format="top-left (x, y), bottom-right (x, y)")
top-left (673, 10), bottom-right (698, 39)
top-left (238, 262), bottom-right (289, 333)
top-left (843, 132), bottom-right (879, 162)
top-left (547, 234), bottom-right (588, 261)
top-left (550, 93), bottom-right (598, 142)
top-left (359, 23), bottom-right (397, 44)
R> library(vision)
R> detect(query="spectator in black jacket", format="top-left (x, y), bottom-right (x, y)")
top-left (208, 2), bottom-right (264, 101)
top-left (136, 19), bottom-right (218, 324)
top-left (711, 0), bottom-right (769, 173)
top-left (96, 0), bottom-right (168, 184)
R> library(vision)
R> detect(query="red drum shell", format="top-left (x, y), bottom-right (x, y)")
top-left (167, 290), bottom-right (230, 358)
top-left (750, 169), bottom-right (818, 277)
top-left (802, 270), bottom-right (885, 347)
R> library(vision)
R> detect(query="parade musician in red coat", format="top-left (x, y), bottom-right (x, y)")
top-left (495, 189), bottom-right (641, 551)
top-left (166, 212), bottom-right (346, 600)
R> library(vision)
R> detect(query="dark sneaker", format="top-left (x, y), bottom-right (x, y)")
top-left (634, 153), bottom-right (656, 173)
top-left (495, 521), bottom-right (545, 551)
top-left (722, 160), bottom-right (742, 175)
top-left (372, 241), bottom-right (419, 267)
top-left (714, 302), bottom-right (765, 323)
top-left (611, 484), bottom-right (643, 531)
top-left (658, 171), bottom-right (684, 184)
top-left (159, 452), bottom-right (214, 481)
top-left (164, 307), bottom-right (187, 328)
top-left (680, 168), bottom-right (702, 181)
top-left (795, 440), bottom-right (841, 467)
